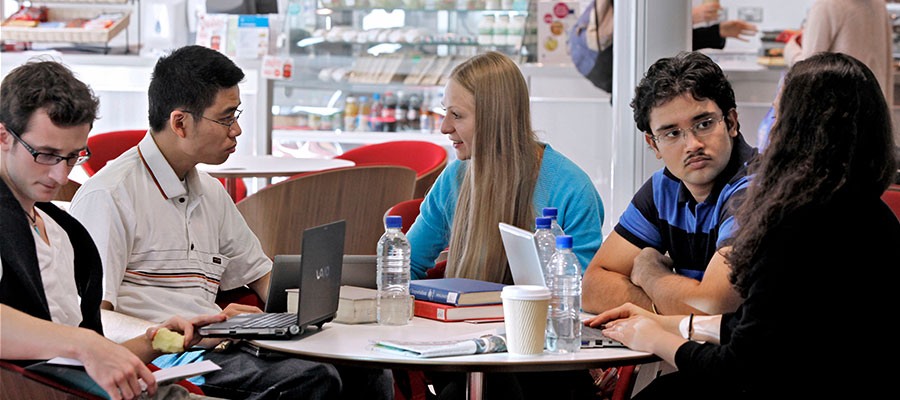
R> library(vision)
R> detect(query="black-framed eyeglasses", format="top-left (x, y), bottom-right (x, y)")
top-left (651, 114), bottom-right (725, 146)
top-left (5, 126), bottom-right (91, 166)
top-left (182, 109), bottom-right (242, 130)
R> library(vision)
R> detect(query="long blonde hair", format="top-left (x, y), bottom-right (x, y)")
top-left (445, 51), bottom-right (541, 284)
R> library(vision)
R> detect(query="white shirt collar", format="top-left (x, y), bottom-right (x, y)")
top-left (136, 132), bottom-right (201, 200)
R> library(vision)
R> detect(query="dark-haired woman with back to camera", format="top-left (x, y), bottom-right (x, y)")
top-left (585, 52), bottom-right (900, 399)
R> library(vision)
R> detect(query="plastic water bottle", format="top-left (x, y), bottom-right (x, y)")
top-left (542, 207), bottom-right (565, 237)
top-left (534, 217), bottom-right (556, 279)
top-left (377, 216), bottom-right (411, 325)
top-left (546, 235), bottom-right (581, 353)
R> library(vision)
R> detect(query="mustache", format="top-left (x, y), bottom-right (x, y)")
top-left (683, 152), bottom-right (711, 166)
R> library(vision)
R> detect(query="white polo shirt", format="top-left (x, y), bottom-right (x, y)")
top-left (70, 133), bottom-right (270, 322)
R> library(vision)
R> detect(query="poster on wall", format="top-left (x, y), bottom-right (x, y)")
top-left (195, 14), bottom-right (270, 59)
top-left (537, 1), bottom-right (579, 65)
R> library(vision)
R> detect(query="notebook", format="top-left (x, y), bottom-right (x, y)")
top-left (199, 220), bottom-right (346, 339)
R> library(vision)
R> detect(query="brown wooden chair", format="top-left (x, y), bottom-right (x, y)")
top-left (53, 180), bottom-right (81, 202)
top-left (237, 165), bottom-right (416, 257)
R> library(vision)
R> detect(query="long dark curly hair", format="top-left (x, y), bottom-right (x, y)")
top-left (727, 53), bottom-right (897, 297)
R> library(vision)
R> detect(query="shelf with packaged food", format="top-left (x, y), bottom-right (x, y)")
top-left (270, 0), bottom-right (537, 152)
top-left (0, 0), bottom-right (137, 53)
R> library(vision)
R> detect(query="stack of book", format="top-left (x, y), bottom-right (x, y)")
top-left (410, 278), bottom-right (506, 322)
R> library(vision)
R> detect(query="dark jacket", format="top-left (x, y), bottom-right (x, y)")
top-left (0, 178), bottom-right (104, 334)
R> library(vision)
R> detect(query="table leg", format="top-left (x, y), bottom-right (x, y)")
top-left (466, 372), bottom-right (483, 400)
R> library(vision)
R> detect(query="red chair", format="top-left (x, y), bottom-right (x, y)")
top-left (83, 130), bottom-right (247, 202)
top-left (386, 198), bottom-right (424, 234)
top-left (336, 141), bottom-right (447, 198)
top-left (82, 130), bottom-right (146, 176)
top-left (882, 184), bottom-right (900, 220)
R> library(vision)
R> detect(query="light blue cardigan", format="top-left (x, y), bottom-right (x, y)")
top-left (407, 144), bottom-right (605, 280)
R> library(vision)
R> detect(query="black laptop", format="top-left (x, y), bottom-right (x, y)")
top-left (199, 220), bottom-right (346, 339)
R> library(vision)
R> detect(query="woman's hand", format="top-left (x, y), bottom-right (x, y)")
top-left (146, 314), bottom-right (227, 350)
top-left (719, 20), bottom-right (758, 41)
top-left (601, 314), bottom-right (670, 354)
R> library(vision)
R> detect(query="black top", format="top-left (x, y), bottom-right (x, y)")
top-left (0, 178), bottom-right (104, 335)
top-left (673, 194), bottom-right (900, 398)
top-left (693, 24), bottom-right (725, 51)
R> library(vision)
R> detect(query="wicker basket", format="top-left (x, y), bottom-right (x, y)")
top-left (1, 7), bottom-right (130, 44)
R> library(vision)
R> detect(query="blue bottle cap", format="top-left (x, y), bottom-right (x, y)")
top-left (555, 235), bottom-right (573, 249)
top-left (535, 217), bottom-right (551, 229)
top-left (542, 207), bottom-right (558, 218)
top-left (385, 216), bottom-right (402, 228)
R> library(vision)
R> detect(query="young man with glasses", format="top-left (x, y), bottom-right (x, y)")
top-left (69, 45), bottom-right (390, 399)
top-left (582, 52), bottom-right (757, 317)
top-left (1, 60), bottom-right (227, 400)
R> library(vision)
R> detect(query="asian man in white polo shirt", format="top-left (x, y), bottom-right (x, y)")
top-left (69, 45), bottom-right (391, 400)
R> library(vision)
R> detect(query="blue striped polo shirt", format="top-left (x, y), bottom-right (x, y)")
top-left (614, 134), bottom-right (756, 281)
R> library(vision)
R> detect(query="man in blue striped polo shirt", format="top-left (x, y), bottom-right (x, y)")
top-left (583, 52), bottom-right (756, 316)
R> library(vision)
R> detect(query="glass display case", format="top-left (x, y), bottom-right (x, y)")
top-left (271, 0), bottom-right (537, 157)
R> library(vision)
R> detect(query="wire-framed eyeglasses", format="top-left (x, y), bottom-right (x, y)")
top-left (651, 115), bottom-right (725, 146)
top-left (182, 109), bottom-right (242, 130)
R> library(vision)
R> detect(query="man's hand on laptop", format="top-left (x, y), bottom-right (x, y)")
top-left (146, 314), bottom-right (227, 351)
top-left (220, 303), bottom-right (264, 319)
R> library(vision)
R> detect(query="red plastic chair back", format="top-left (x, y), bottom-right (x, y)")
top-left (84, 129), bottom-right (246, 202)
top-left (386, 198), bottom-right (424, 234)
top-left (83, 130), bottom-right (146, 176)
top-left (336, 141), bottom-right (446, 178)
top-left (883, 185), bottom-right (900, 220)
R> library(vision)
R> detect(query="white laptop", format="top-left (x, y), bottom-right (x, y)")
top-left (498, 222), bottom-right (547, 286)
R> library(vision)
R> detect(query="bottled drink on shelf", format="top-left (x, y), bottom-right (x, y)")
top-left (542, 207), bottom-right (565, 237)
top-left (493, 15), bottom-right (509, 47)
top-left (377, 216), bottom-right (411, 326)
top-left (383, 91), bottom-right (397, 132)
top-left (343, 96), bottom-right (358, 131)
top-left (371, 93), bottom-right (384, 132)
top-left (406, 93), bottom-right (421, 132)
top-left (478, 15), bottom-right (495, 46)
top-left (546, 235), bottom-right (582, 353)
top-left (534, 217), bottom-right (556, 279)
top-left (395, 91), bottom-right (408, 132)
top-left (509, 15), bottom-right (526, 46)
top-left (420, 93), bottom-right (433, 133)
top-left (432, 92), bottom-right (444, 133)
top-left (357, 96), bottom-right (371, 131)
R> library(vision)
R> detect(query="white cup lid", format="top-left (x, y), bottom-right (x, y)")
top-left (501, 285), bottom-right (551, 300)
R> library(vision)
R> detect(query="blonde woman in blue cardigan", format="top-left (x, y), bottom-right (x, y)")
top-left (407, 51), bottom-right (605, 283)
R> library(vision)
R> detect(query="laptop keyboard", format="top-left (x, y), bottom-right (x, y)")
top-left (237, 313), bottom-right (296, 328)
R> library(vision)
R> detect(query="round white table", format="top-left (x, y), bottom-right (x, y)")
top-left (252, 318), bottom-right (656, 400)
top-left (197, 155), bottom-right (355, 200)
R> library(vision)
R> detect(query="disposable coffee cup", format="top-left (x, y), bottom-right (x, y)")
top-left (501, 285), bottom-right (551, 355)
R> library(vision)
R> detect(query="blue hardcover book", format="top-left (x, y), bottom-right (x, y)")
top-left (409, 278), bottom-right (506, 306)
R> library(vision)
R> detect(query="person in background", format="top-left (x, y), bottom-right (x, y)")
top-left (582, 52), bottom-right (756, 317)
top-left (783, 0), bottom-right (895, 146)
top-left (69, 45), bottom-right (390, 400)
top-left (0, 60), bottom-right (224, 400)
top-left (691, 1), bottom-right (759, 50)
top-left (407, 51), bottom-right (605, 283)
top-left (589, 52), bottom-right (899, 399)
top-left (405, 51), bottom-right (605, 399)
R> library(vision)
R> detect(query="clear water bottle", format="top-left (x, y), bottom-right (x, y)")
top-left (542, 207), bottom-right (565, 237)
top-left (546, 235), bottom-right (581, 353)
top-left (377, 216), bottom-right (411, 325)
top-left (534, 217), bottom-right (556, 279)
